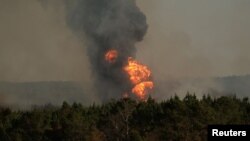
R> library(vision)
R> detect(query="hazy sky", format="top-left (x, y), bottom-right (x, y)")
top-left (0, 0), bottom-right (91, 82)
top-left (137, 0), bottom-right (250, 80)
top-left (0, 0), bottom-right (250, 81)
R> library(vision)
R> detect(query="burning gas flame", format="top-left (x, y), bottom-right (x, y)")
top-left (124, 57), bottom-right (151, 85)
top-left (105, 49), bottom-right (154, 100)
top-left (124, 57), bottom-right (154, 100)
top-left (105, 49), bottom-right (118, 63)
top-left (132, 81), bottom-right (154, 99)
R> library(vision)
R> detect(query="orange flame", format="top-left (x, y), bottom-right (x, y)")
top-left (105, 49), bottom-right (118, 63)
top-left (132, 81), bottom-right (154, 99)
top-left (124, 57), bottom-right (151, 85)
top-left (104, 49), bottom-right (154, 100)
top-left (124, 57), bottom-right (153, 100)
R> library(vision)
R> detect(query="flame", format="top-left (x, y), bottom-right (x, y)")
top-left (124, 57), bottom-right (153, 100)
top-left (104, 49), bottom-right (154, 100)
top-left (105, 49), bottom-right (118, 63)
top-left (132, 81), bottom-right (154, 99)
top-left (124, 57), bottom-right (151, 85)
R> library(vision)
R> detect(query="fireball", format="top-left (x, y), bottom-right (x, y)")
top-left (105, 49), bottom-right (118, 63)
top-left (124, 57), bottom-right (154, 99)
top-left (124, 57), bottom-right (151, 85)
top-left (105, 49), bottom-right (154, 100)
top-left (132, 81), bottom-right (154, 99)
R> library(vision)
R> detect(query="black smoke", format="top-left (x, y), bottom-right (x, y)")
top-left (66, 0), bottom-right (148, 100)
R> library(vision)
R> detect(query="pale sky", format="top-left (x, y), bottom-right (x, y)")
top-left (137, 0), bottom-right (250, 80)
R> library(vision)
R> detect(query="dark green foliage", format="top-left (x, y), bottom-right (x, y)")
top-left (0, 94), bottom-right (249, 141)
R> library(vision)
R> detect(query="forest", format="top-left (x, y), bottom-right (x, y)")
top-left (0, 93), bottom-right (249, 141)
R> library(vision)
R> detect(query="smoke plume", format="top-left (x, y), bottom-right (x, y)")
top-left (66, 0), bottom-right (148, 100)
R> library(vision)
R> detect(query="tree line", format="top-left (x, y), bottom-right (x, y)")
top-left (0, 93), bottom-right (249, 141)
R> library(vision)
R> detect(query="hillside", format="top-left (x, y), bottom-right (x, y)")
top-left (0, 81), bottom-right (93, 109)
top-left (0, 75), bottom-right (250, 108)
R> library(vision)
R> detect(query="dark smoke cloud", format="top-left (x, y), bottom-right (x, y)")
top-left (66, 0), bottom-right (148, 100)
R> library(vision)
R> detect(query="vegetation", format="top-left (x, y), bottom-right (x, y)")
top-left (0, 93), bottom-right (249, 141)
